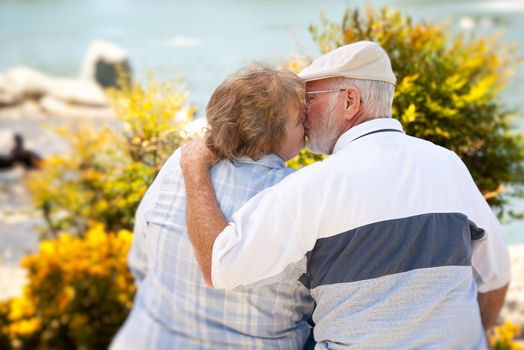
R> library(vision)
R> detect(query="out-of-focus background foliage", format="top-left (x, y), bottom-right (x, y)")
top-left (1, 0), bottom-right (523, 348)
top-left (1, 71), bottom-right (196, 349)
top-left (289, 7), bottom-right (524, 217)
top-left (26, 74), bottom-right (194, 237)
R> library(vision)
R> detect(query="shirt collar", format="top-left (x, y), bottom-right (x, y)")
top-left (233, 154), bottom-right (285, 169)
top-left (332, 118), bottom-right (405, 154)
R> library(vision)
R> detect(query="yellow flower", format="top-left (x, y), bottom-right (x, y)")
top-left (39, 241), bottom-right (55, 255)
top-left (57, 286), bottom-right (75, 311)
top-left (8, 297), bottom-right (35, 321)
top-left (88, 265), bottom-right (107, 277)
top-left (8, 317), bottom-right (41, 336)
top-left (287, 52), bottom-right (310, 73)
top-left (489, 319), bottom-right (523, 349)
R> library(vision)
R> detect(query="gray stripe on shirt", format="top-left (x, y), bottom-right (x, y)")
top-left (303, 212), bottom-right (485, 289)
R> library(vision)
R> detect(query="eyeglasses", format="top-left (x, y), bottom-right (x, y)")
top-left (305, 88), bottom-right (347, 95)
top-left (306, 89), bottom-right (346, 95)
top-left (305, 88), bottom-right (362, 107)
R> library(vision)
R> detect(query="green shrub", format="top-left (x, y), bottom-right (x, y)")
top-left (289, 6), bottom-right (524, 217)
top-left (26, 75), bottom-right (196, 237)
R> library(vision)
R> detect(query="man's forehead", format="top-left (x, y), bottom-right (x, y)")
top-left (305, 78), bottom-right (339, 90)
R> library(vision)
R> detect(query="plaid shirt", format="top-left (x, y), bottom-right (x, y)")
top-left (111, 149), bottom-right (314, 350)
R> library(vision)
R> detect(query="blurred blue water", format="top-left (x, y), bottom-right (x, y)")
top-left (0, 0), bottom-right (523, 243)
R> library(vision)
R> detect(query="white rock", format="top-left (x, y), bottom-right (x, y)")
top-left (0, 65), bottom-right (110, 108)
top-left (40, 95), bottom-right (114, 119)
top-left (46, 78), bottom-right (109, 107)
top-left (0, 100), bottom-right (44, 119)
top-left (0, 130), bottom-right (14, 153)
top-left (0, 66), bottom-right (52, 105)
top-left (79, 40), bottom-right (131, 88)
top-left (0, 88), bottom-right (20, 106)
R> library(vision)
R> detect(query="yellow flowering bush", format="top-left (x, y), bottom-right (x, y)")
top-left (288, 6), bottom-right (524, 217)
top-left (14, 73), bottom-right (193, 348)
top-left (26, 74), bottom-right (195, 237)
top-left (107, 72), bottom-right (196, 168)
top-left (489, 319), bottom-right (524, 350)
top-left (0, 224), bottom-right (134, 350)
top-left (286, 149), bottom-right (325, 169)
top-left (286, 52), bottom-right (311, 74)
top-left (0, 300), bottom-right (14, 349)
top-left (26, 125), bottom-right (155, 236)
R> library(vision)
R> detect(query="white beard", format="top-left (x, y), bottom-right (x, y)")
top-left (306, 97), bottom-right (341, 155)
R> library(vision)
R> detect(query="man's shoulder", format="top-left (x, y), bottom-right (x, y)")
top-left (283, 156), bottom-right (334, 184)
top-left (406, 134), bottom-right (456, 156)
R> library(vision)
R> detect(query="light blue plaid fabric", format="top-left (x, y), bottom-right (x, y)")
top-left (111, 149), bottom-right (314, 350)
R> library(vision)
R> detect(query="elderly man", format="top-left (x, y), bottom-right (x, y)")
top-left (180, 41), bottom-right (511, 349)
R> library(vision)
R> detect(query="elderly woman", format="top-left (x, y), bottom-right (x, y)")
top-left (110, 64), bottom-right (314, 349)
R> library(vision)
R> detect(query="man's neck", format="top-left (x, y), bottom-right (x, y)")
top-left (345, 115), bottom-right (392, 133)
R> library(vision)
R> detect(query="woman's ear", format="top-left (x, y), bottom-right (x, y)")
top-left (343, 87), bottom-right (361, 121)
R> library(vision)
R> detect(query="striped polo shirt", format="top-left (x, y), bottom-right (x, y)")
top-left (211, 118), bottom-right (511, 349)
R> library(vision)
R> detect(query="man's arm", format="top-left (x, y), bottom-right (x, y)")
top-left (181, 138), bottom-right (315, 290)
top-left (180, 138), bottom-right (224, 286)
top-left (449, 154), bottom-right (512, 330)
top-left (477, 283), bottom-right (509, 330)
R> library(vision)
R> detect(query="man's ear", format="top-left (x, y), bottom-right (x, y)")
top-left (343, 87), bottom-right (361, 121)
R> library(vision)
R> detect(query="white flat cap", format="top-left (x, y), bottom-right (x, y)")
top-left (298, 41), bottom-right (396, 85)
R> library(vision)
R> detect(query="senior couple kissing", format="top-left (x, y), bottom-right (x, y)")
top-left (110, 41), bottom-right (510, 350)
